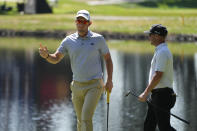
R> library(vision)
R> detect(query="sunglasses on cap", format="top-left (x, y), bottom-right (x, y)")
top-left (76, 19), bottom-right (89, 24)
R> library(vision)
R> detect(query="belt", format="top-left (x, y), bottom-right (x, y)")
top-left (73, 79), bottom-right (100, 86)
top-left (151, 87), bottom-right (172, 94)
top-left (72, 79), bottom-right (103, 89)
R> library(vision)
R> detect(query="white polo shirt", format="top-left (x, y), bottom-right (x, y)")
top-left (149, 43), bottom-right (173, 89)
top-left (57, 30), bottom-right (109, 82)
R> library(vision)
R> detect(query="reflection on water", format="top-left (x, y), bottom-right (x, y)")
top-left (0, 48), bottom-right (196, 131)
top-left (0, 49), bottom-right (34, 131)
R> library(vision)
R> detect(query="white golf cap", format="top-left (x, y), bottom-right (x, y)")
top-left (76, 10), bottom-right (90, 21)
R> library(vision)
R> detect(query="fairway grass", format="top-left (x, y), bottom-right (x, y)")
top-left (0, 37), bottom-right (196, 56)
top-left (0, 0), bottom-right (197, 34)
top-left (0, 14), bottom-right (197, 34)
top-left (53, 0), bottom-right (197, 17)
top-left (108, 40), bottom-right (197, 56)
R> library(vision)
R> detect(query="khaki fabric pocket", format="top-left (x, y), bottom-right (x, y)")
top-left (98, 79), bottom-right (105, 94)
top-left (99, 79), bottom-right (105, 88)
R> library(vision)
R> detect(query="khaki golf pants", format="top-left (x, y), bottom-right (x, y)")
top-left (70, 79), bottom-right (104, 131)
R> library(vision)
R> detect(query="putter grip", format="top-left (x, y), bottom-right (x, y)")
top-left (107, 90), bottom-right (110, 104)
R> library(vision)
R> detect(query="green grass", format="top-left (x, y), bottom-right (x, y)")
top-left (0, 14), bottom-right (197, 34)
top-left (53, 0), bottom-right (197, 16)
top-left (0, 37), bottom-right (61, 51)
top-left (108, 40), bottom-right (197, 56)
top-left (0, 0), bottom-right (197, 34)
top-left (2, 0), bottom-right (197, 16)
top-left (0, 14), bottom-right (75, 31)
top-left (0, 37), bottom-right (196, 56)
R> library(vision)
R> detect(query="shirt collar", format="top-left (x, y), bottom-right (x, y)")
top-left (155, 43), bottom-right (167, 52)
top-left (76, 30), bottom-right (92, 39)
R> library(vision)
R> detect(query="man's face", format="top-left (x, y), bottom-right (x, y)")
top-left (149, 33), bottom-right (161, 46)
top-left (75, 17), bottom-right (91, 33)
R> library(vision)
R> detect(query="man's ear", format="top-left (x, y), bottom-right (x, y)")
top-left (88, 21), bottom-right (92, 26)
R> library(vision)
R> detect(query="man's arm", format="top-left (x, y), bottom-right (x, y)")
top-left (138, 71), bottom-right (163, 102)
top-left (39, 44), bottom-right (64, 64)
top-left (104, 53), bottom-right (113, 92)
top-left (46, 51), bottom-right (64, 64)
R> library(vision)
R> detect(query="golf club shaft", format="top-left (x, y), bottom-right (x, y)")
top-left (107, 90), bottom-right (110, 131)
top-left (125, 90), bottom-right (190, 125)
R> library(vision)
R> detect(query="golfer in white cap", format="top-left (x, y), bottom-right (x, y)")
top-left (39, 10), bottom-right (113, 131)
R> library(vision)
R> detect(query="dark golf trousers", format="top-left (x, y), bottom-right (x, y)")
top-left (144, 87), bottom-right (176, 131)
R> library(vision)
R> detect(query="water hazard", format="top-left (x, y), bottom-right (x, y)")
top-left (0, 48), bottom-right (196, 131)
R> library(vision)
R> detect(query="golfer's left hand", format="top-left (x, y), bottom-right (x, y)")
top-left (105, 80), bottom-right (113, 93)
top-left (138, 92), bottom-right (148, 102)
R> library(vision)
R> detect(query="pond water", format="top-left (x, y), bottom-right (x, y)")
top-left (0, 45), bottom-right (196, 131)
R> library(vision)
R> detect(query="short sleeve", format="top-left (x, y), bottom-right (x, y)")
top-left (155, 51), bottom-right (168, 72)
top-left (98, 36), bottom-right (109, 55)
top-left (57, 37), bottom-right (68, 54)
